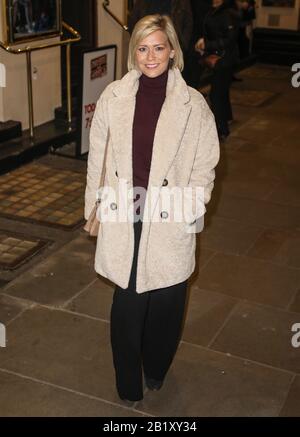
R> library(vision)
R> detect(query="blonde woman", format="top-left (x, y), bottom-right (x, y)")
top-left (85, 14), bottom-right (220, 402)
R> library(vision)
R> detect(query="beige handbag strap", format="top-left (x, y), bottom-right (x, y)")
top-left (96, 133), bottom-right (109, 201)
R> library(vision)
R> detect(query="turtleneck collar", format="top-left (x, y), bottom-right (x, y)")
top-left (112, 68), bottom-right (191, 104)
top-left (139, 69), bottom-right (169, 93)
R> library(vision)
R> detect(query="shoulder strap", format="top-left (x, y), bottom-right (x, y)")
top-left (98, 130), bottom-right (110, 192)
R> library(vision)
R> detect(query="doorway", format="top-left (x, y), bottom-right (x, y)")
top-left (60, 0), bottom-right (97, 104)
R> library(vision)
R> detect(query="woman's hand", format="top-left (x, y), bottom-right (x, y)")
top-left (195, 38), bottom-right (205, 53)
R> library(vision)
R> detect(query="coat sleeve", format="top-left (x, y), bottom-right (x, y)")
top-left (186, 99), bottom-right (220, 226)
top-left (84, 92), bottom-right (109, 221)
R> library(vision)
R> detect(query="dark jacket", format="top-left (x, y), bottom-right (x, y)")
top-left (128, 0), bottom-right (193, 52)
top-left (202, 2), bottom-right (240, 68)
top-left (190, 0), bottom-right (211, 44)
top-left (240, 0), bottom-right (256, 27)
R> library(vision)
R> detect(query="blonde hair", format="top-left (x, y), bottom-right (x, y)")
top-left (127, 14), bottom-right (184, 72)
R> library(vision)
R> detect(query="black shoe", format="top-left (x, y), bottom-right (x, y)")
top-left (232, 75), bottom-right (243, 82)
top-left (120, 395), bottom-right (143, 402)
top-left (218, 133), bottom-right (229, 143)
top-left (145, 376), bottom-right (164, 391)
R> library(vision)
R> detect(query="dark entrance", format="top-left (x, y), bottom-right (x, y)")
top-left (60, 0), bottom-right (97, 112)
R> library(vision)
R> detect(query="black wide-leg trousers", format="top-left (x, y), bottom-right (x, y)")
top-left (110, 220), bottom-right (188, 401)
top-left (210, 65), bottom-right (234, 137)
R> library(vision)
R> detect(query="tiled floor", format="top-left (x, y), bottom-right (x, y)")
top-left (0, 230), bottom-right (50, 270)
top-left (0, 64), bottom-right (299, 417)
top-left (0, 163), bottom-right (85, 230)
top-left (230, 89), bottom-right (277, 107)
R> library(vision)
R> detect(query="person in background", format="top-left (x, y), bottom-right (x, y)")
top-left (236, 0), bottom-right (256, 59)
top-left (195, 0), bottom-right (240, 141)
top-left (85, 14), bottom-right (219, 402)
top-left (184, 0), bottom-right (211, 89)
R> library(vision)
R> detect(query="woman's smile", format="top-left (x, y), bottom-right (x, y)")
top-left (145, 63), bottom-right (159, 69)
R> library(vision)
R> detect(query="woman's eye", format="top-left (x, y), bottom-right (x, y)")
top-left (138, 46), bottom-right (165, 53)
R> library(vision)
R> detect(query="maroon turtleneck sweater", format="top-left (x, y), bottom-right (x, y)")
top-left (132, 70), bottom-right (168, 192)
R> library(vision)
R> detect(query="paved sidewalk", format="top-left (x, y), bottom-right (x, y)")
top-left (0, 64), bottom-right (299, 417)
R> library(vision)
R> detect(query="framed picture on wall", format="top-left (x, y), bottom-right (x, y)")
top-left (5, 0), bottom-right (62, 45)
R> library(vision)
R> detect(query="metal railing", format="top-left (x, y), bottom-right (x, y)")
top-left (103, 0), bottom-right (128, 32)
top-left (0, 22), bottom-right (81, 138)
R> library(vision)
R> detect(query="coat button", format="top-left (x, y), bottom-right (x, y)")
top-left (110, 203), bottom-right (118, 211)
top-left (162, 178), bottom-right (168, 187)
top-left (115, 171), bottom-right (118, 177)
top-left (160, 211), bottom-right (169, 219)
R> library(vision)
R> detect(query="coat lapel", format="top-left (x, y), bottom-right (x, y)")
top-left (107, 69), bottom-right (140, 185)
top-left (107, 68), bottom-right (192, 215)
top-left (145, 94), bottom-right (191, 219)
top-left (108, 95), bottom-right (136, 185)
top-left (147, 93), bottom-right (191, 191)
top-left (146, 69), bottom-right (192, 218)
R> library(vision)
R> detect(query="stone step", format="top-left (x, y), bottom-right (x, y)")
top-left (253, 28), bottom-right (300, 65)
top-left (54, 97), bottom-right (78, 121)
top-left (0, 121), bottom-right (22, 143)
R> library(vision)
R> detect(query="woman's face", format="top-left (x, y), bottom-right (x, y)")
top-left (212, 0), bottom-right (224, 7)
top-left (135, 30), bottom-right (175, 78)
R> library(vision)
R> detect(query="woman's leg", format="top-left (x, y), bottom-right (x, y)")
top-left (141, 280), bottom-right (188, 384)
top-left (110, 220), bottom-right (148, 401)
top-left (210, 68), bottom-right (227, 136)
top-left (225, 69), bottom-right (234, 123)
top-left (110, 285), bottom-right (149, 401)
top-left (210, 67), bottom-right (232, 137)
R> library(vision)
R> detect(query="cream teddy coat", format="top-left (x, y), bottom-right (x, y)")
top-left (84, 67), bottom-right (220, 293)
